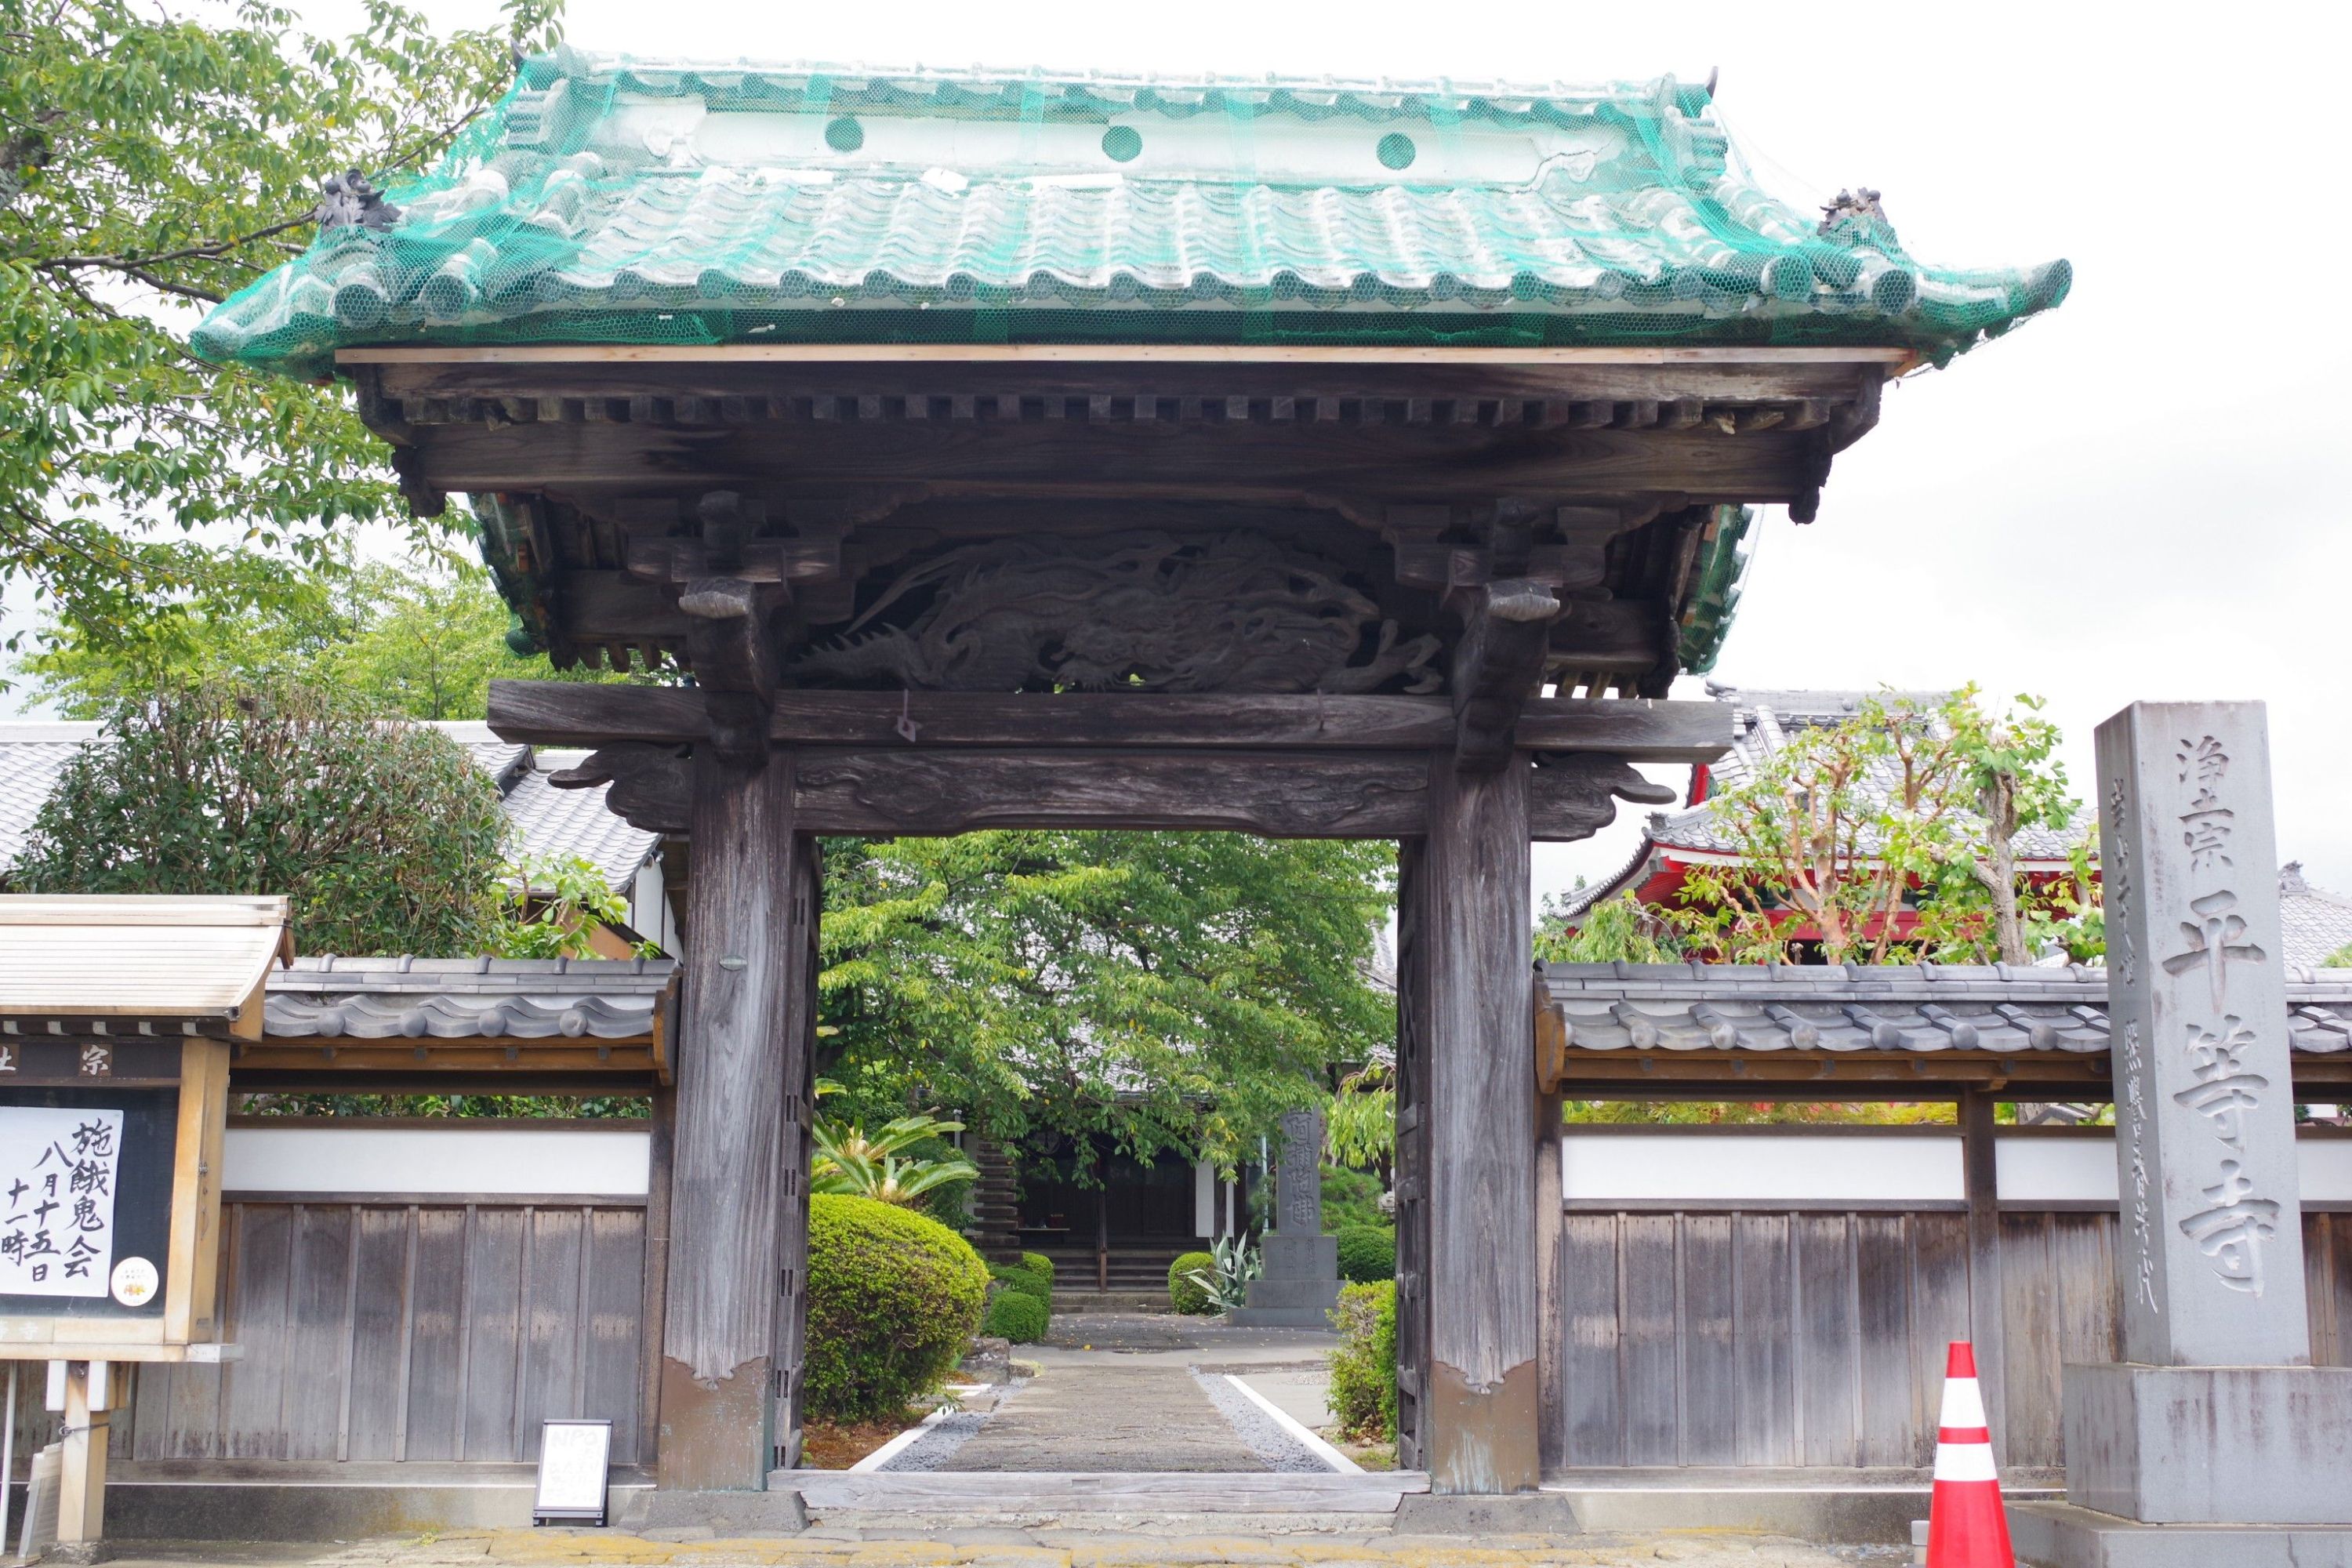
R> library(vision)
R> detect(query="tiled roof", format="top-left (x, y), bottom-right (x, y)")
top-left (192, 53), bottom-right (2067, 376)
top-left (264, 953), bottom-right (674, 1041)
top-left (2280, 862), bottom-right (2352, 969)
top-left (1540, 961), bottom-right (2352, 1059)
top-left (0, 723), bottom-right (655, 894)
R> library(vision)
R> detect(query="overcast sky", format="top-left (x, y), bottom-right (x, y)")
top-left (53, 0), bottom-right (2352, 909)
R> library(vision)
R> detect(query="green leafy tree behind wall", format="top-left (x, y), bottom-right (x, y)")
top-left (11, 681), bottom-right (507, 955)
top-left (816, 831), bottom-right (1394, 1175)
top-left (17, 551), bottom-right (602, 720)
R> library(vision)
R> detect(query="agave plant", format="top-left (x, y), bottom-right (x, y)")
top-left (808, 1109), bottom-right (979, 1207)
top-left (1184, 1231), bottom-right (1262, 1314)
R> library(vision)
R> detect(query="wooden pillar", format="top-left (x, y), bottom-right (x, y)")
top-left (56, 1361), bottom-right (108, 1548)
top-left (1392, 838), bottom-right (1432, 1472)
top-left (658, 749), bottom-right (809, 1490)
top-left (1419, 752), bottom-right (1541, 1494)
top-left (1534, 1083), bottom-right (1566, 1475)
top-left (1960, 1090), bottom-right (2008, 1454)
top-left (638, 1083), bottom-right (675, 1469)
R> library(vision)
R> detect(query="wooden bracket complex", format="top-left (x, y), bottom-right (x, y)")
top-left (629, 492), bottom-right (784, 765)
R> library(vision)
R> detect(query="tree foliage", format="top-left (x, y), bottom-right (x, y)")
top-left (815, 831), bottom-right (1393, 1174)
top-left (11, 681), bottom-right (506, 955)
top-left (1664, 688), bottom-right (2090, 965)
top-left (18, 550), bottom-right (586, 720)
top-left (1, 0), bottom-right (554, 644)
top-left (1536, 889), bottom-right (1686, 964)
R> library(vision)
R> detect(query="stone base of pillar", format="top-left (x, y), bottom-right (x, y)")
top-left (1229, 1234), bottom-right (1340, 1328)
top-left (2009, 1501), bottom-right (2352, 1568)
top-left (656, 1356), bottom-right (776, 1492)
top-left (2061, 1363), bottom-right (2352, 1523)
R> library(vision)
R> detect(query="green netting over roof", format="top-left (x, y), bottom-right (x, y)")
top-left (193, 51), bottom-right (2071, 379)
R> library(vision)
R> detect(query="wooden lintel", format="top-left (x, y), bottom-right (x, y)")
top-left (231, 1041), bottom-right (662, 1079)
top-left (488, 681), bottom-right (1733, 762)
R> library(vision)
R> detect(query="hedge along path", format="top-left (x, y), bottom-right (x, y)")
top-left (931, 1364), bottom-right (1272, 1473)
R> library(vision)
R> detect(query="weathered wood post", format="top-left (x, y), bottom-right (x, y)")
top-left (1417, 751), bottom-right (1541, 1494)
top-left (658, 748), bottom-right (811, 1490)
top-left (2013, 701), bottom-right (2352, 1553)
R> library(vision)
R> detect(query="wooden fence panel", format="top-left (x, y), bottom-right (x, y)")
top-left (1730, 1213), bottom-right (1795, 1466)
top-left (1793, 1215), bottom-right (1857, 1467)
top-left (126, 1199), bottom-right (647, 1465)
top-left (1852, 1216), bottom-right (1915, 1467)
top-left (1677, 1215), bottom-right (1737, 1466)
top-left (1619, 1215), bottom-right (1679, 1466)
top-left (1559, 1214), bottom-right (1623, 1466)
top-left (1551, 1203), bottom-right (2352, 1475)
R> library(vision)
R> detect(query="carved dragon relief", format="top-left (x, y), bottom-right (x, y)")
top-left (792, 532), bottom-right (1443, 695)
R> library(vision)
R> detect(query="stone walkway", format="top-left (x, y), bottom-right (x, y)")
top-left (97, 1530), bottom-right (1912, 1567)
top-left (880, 1312), bottom-right (1339, 1474)
top-left (932, 1366), bottom-right (1260, 1472)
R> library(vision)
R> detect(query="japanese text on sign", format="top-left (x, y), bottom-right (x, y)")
top-left (0, 1107), bottom-right (122, 1299)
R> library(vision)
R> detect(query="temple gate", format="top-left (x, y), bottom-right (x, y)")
top-left (191, 53), bottom-right (2067, 1494)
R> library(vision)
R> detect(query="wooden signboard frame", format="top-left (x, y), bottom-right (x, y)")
top-left (0, 1036), bottom-right (233, 1365)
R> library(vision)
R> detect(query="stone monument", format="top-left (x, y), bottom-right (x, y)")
top-left (1229, 1108), bottom-right (1341, 1328)
top-left (2011, 702), bottom-right (2352, 1566)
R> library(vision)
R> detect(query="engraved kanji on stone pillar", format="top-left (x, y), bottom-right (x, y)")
top-left (2096, 701), bottom-right (2310, 1367)
top-left (1276, 1109), bottom-right (1325, 1234)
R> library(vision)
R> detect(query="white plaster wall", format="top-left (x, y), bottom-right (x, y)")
top-left (1194, 1160), bottom-right (1216, 1237)
top-left (2300, 1138), bottom-right (2352, 1203)
top-left (1562, 1130), bottom-right (2352, 1207)
top-left (1559, 1132), bottom-right (1964, 1203)
top-left (1996, 1137), bottom-right (2119, 1203)
top-left (223, 1126), bottom-right (650, 1197)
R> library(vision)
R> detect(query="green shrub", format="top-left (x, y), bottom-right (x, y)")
top-left (1320, 1165), bottom-right (1388, 1232)
top-left (1021, 1251), bottom-right (1054, 1288)
top-left (1335, 1225), bottom-right (1396, 1284)
top-left (989, 1261), bottom-right (1049, 1301)
top-left (1168, 1250), bottom-right (1217, 1315)
top-left (985, 1290), bottom-right (1049, 1344)
top-left (804, 1194), bottom-right (989, 1421)
top-left (1327, 1280), bottom-right (1398, 1442)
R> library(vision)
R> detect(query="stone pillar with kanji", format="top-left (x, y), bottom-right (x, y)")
top-left (1229, 1108), bottom-right (1340, 1328)
top-left (2011, 701), bottom-right (2352, 1557)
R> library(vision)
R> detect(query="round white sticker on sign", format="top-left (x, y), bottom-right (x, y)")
top-left (110, 1257), bottom-right (158, 1308)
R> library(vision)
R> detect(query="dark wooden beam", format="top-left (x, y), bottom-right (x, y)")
top-left (488, 682), bottom-right (1734, 761)
top-left (791, 750), bottom-right (1429, 838)
top-left (548, 742), bottom-right (1673, 841)
top-left (389, 417), bottom-right (1828, 506)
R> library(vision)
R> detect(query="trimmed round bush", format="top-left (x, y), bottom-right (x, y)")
top-left (989, 1261), bottom-right (1049, 1301)
top-left (985, 1290), bottom-right (1049, 1344)
top-left (1168, 1250), bottom-right (1217, 1315)
top-left (1335, 1225), bottom-right (1396, 1285)
top-left (804, 1193), bottom-right (989, 1420)
top-left (1021, 1251), bottom-right (1054, 1289)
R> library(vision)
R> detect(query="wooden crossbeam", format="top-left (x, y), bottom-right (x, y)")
top-left (487, 682), bottom-right (1733, 761)
top-left (548, 742), bottom-right (1674, 842)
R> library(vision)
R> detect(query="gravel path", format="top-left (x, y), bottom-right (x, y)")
top-left (1191, 1369), bottom-right (1330, 1472)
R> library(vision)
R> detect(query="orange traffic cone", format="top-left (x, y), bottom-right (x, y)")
top-left (1926, 1341), bottom-right (2013, 1568)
